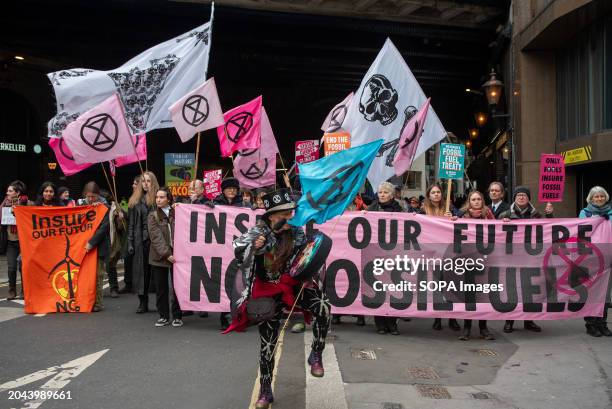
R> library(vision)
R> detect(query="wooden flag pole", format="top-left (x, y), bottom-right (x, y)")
top-left (445, 178), bottom-right (452, 214)
top-left (277, 153), bottom-right (293, 192)
top-left (100, 163), bottom-right (117, 201)
top-left (194, 132), bottom-right (202, 180)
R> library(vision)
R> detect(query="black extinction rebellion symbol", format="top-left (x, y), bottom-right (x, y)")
top-left (240, 158), bottom-right (269, 180)
top-left (225, 112), bottom-right (253, 143)
top-left (182, 95), bottom-right (209, 126)
top-left (80, 113), bottom-right (118, 152)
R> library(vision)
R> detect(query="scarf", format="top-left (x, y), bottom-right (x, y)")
top-left (586, 203), bottom-right (612, 218)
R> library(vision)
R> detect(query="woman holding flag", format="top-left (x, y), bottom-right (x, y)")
top-left (226, 188), bottom-right (331, 409)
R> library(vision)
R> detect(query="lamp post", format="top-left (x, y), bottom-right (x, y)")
top-left (483, 69), bottom-right (503, 106)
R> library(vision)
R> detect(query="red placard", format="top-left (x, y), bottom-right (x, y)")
top-left (538, 154), bottom-right (565, 202)
top-left (295, 140), bottom-right (320, 174)
top-left (203, 169), bottom-right (222, 200)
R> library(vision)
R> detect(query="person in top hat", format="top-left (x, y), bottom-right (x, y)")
top-left (226, 188), bottom-right (331, 409)
top-left (499, 186), bottom-right (554, 333)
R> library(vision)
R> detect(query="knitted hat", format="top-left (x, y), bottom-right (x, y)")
top-left (513, 186), bottom-right (531, 201)
top-left (221, 177), bottom-right (240, 191)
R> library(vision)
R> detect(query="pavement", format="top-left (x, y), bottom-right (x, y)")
top-left (0, 256), bottom-right (611, 409)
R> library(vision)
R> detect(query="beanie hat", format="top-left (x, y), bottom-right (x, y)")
top-left (221, 177), bottom-right (240, 191)
top-left (513, 186), bottom-right (531, 201)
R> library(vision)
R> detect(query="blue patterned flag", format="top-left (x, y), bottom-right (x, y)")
top-left (289, 139), bottom-right (384, 226)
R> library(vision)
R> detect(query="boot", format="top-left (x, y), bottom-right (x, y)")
top-left (458, 327), bottom-right (470, 341)
top-left (136, 295), bottom-right (148, 313)
top-left (524, 321), bottom-right (542, 332)
top-left (449, 319), bottom-right (461, 331)
top-left (356, 316), bottom-right (365, 326)
top-left (586, 325), bottom-right (602, 337)
top-left (389, 323), bottom-right (400, 335)
top-left (480, 328), bottom-right (495, 340)
top-left (332, 315), bottom-right (341, 325)
top-left (432, 318), bottom-right (442, 331)
top-left (118, 285), bottom-right (132, 294)
top-left (308, 350), bottom-right (324, 377)
top-left (220, 313), bottom-right (230, 330)
top-left (503, 320), bottom-right (514, 333)
top-left (255, 382), bottom-right (273, 409)
top-left (598, 324), bottom-right (612, 337)
top-left (110, 288), bottom-right (119, 298)
top-left (7, 286), bottom-right (16, 300)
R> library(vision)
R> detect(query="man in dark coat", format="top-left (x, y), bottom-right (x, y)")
top-left (488, 181), bottom-right (510, 219)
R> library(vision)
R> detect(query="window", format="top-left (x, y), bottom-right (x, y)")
top-left (556, 18), bottom-right (610, 141)
top-left (406, 171), bottom-right (422, 190)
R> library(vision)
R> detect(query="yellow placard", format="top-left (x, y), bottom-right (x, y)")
top-left (561, 145), bottom-right (592, 164)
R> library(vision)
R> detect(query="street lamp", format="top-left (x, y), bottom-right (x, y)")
top-left (482, 68), bottom-right (503, 106)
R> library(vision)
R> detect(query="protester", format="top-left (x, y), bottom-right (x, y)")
top-left (100, 190), bottom-right (125, 298)
top-left (253, 189), bottom-right (267, 210)
top-left (148, 187), bottom-right (183, 327)
top-left (242, 188), bottom-right (253, 207)
top-left (488, 181), bottom-right (510, 218)
top-left (367, 181), bottom-right (403, 335)
top-left (579, 186), bottom-right (612, 337)
top-left (128, 172), bottom-right (158, 313)
top-left (499, 186), bottom-right (553, 333)
top-left (213, 177), bottom-right (245, 329)
top-left (420, 183), bottom-right (460, 331)
top-left (188, 179), bottom-right (209, 205)
top-left (34, 182), bottom-right (62, 206)
top-left (228, 188), bottom-right (331, 409)
top-left (82, 182), bottom-right (110, 312)
top-left (57, 186), bottom-right (76, 207)
top-left (119, 178), bottom-right (141, 294)
top-left (1, 181), bottom-right (28, 300)
top-left (456, 191), bottom-right (495, 341)
top-left (405, 196), bottom-right (420, 213)
top-left (394, 185), bottom-right (408, 210)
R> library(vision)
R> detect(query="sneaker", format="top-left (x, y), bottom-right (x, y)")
top-left (92, 305), bottom-right (104, 312)
top-left (291, 322), bottom-right (306, 333)
top-left (172, 319), bottom-right (184, 327)
top-left (110, 288), bottom-right (119, 298)
top-left (199, 311), bottom-right (209, 318)
top-left (307, 350), bottom-right (324, 377)
top-left (155, 318), bottom-right (170, 327)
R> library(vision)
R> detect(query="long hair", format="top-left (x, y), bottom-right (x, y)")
top-left (423, 183), bottom-right (446, 216)
top-left (143, 171), bottom-right (160, 207)
top-left (157, 186), bottom-right (174, 207)
top-left (35, 181), bottom-right (61, 206)
top-left (270, 229), bottom-right (295, 274)
top-left (460, 191), bottom-right (491, 218)
top-left (8, 180), bottom-right (26, 195)
top-left (128, 175), bottom-right (143, 209)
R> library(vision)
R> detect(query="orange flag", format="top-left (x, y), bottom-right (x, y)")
top-left (14, 205), bottom-right (107, 314)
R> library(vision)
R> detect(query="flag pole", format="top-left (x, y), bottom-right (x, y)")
top-left (277, 153), bottom-right (292, 193)
top-left (100, 163), bottom-right (117, 201)
top-left (194, 132), bottom-right (202, 180)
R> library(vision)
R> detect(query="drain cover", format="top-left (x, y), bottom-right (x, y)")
top-left (382, 403), bottom-right (404, 409)
top-left (472, 392), bottom-right (492, 400)
top-left (407, 367), bottom-right (440, 380)
top-left (475, 348), bottom-right (499, 357)
top-left (415, 384), bottom-right (451, 399)
top-left (351, 348), bottom-right (377, 360)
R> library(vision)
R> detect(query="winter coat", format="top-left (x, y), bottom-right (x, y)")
top-left (498, 202), bottom-right (553, 220)
top-left (368, 198), bottom-right (404, 213)
top-left (490, 201), bottom-right (510, 219)
top-left (88, 203), bottom-right (110, 260)
top-left (128, 198), bottom-right (151, 294)
top-left (147, 207), bottom-right (174, 268)
top-left (213, 193), bottom-right (246, 207)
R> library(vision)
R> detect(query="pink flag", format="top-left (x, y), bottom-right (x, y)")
top-left (169, 77), bottom-right (225, 143)
top-left (321, 92), bottom-right (354, 133)
top-left (109, 161), bottom-right (117, 177)
top-left (393, 98), bottom-right (430, 176)
top-left (216, 96), bottom-right (262, 157)
top-left (114, 133), bottom-right (147, 167)
top-left (234, 107), bottom-right (278, 188)
top-left (48, 137), bottom-right (92, 176)
top-left (62, 93), bottom-right (135, 164)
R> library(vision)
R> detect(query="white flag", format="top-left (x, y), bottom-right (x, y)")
top-left (47, 20), bottom-right (213, 138)
top-left (169, 77), bottom-right (225, 142)
top-left (342, 38), bottom-right (446, 189)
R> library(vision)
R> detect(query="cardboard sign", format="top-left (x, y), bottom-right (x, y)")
top-left (438, 143), bottom-right (465, 179)
top-left (324, 132), bottom-right (351, 156)
top-left (1, 207), bottom-right (16, 225)
top-left (538, 154), bottom-right (565, 202)
top-left (295, 140), bottom-right (320, 174)
top-left (203, 169), bottom-right (222, 200)
top-left (165, 153), bottom-right (195, 197)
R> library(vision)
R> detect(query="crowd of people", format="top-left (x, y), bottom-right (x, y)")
top-left (1, 178), bottom-right (611, 333)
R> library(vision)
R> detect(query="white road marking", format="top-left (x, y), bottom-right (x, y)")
top-left (0, 349), bottom-right (109, 409)
top-left (305, 331), bottom-right (348, 409)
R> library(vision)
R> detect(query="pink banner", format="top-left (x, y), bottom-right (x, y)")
top-left (295, 140), bottom-right (320, 175)
top-left (538, 153), bottom-right (565, 202)
top-left (173, 206), bottom-right (612, 319)
top-left (203, 169), bottom-right (222, 200)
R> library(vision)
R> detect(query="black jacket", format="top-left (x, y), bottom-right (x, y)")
top-left (88, 204), bottom-right (110, 259)
top-left (490, 201), bottom-right (510, 219)
top-left (213, 193), bottom-right (246, 207)
top-left (368, 199), bottom-right (404, 212)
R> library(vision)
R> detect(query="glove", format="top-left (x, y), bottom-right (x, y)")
top-left (127, 245), bottom-right (135, 255)
top-left (205, 201), bottom-right (215, 209)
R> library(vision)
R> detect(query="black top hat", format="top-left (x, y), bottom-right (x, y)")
top-left (262, 188), bottom-right (296, 216)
